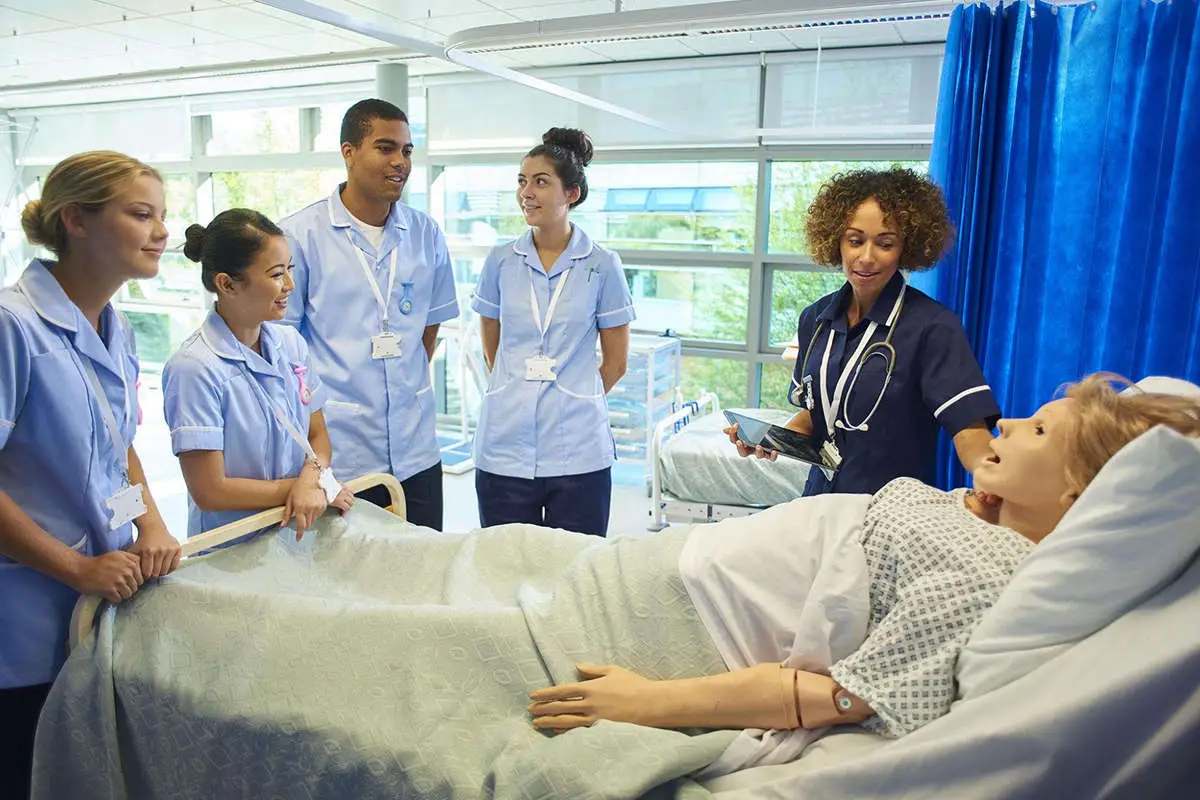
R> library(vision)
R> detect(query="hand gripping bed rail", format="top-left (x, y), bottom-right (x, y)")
top-left (67, 472), bottom-right (405, 653)
top-left (649, 391), bottom-right (721, 531)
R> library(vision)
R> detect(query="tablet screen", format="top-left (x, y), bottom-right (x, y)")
top-left (723, 409), bottom-right (834, 471)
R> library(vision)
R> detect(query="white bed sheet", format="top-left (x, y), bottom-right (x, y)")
top-left (659, 408), bottom-right (811, 507)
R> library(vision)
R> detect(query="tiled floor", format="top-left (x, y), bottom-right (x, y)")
top-left (137, 381), bottom-right (660, 540)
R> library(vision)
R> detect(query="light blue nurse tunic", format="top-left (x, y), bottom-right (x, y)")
top-left (0, 260), bottom-right (140, 688)
top-left (162, 309), bottom-right (327, 537)
top-left (279, 187), bottom-right (459, 483)
top-left (470, 226), bottom-right (636, 479)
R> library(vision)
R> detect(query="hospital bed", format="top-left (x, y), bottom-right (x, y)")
top-left (36, 381), bottom-right (1200, 798)
top-left (649, 392), bottom-right (810, 530)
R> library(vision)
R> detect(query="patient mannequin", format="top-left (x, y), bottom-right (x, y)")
top-left (529, 375), bottom-right (1200, 736)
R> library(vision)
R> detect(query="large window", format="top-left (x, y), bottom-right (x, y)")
top-left (210, 169), bottom-right (344, 223)
top-left (625, 264), bottom-right (750, 343)
top-left (5, 45), bottom-right (933, 414)
top-left (207, 108), bottom-right (302, 156)
top-left (435, 161), bottom-right (757, 255)
top-left (767, 268), bottom-right (846, 347)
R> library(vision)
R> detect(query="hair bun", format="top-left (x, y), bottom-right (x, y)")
top-left (19, 199), bottom-right (51, 248)
top-left (543, 127), bottom-right (593, 167)
top-left (183, 223), bottom-right (207, 263)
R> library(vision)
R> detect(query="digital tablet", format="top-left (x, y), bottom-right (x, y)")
top-left (723, 409), bottom-right (839, 479)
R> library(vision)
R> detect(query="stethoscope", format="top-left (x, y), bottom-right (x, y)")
top-left (793, 283), bottom-right (906, 434)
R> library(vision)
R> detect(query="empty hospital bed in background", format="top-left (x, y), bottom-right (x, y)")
top-left (650, 392), bottom-right (810, 530)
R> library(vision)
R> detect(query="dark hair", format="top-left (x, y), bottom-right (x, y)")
top-left (804, 167), bottom-right (954, 271)
top-left (183, 209), bottom-right (283, 293)
top-left (525, 127), bottom-right (594, 209)
top-left (340, 98), bottom-right (409, 148)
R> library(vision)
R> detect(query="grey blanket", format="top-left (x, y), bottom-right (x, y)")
top-left (33, 504), bottom-right (738, 799)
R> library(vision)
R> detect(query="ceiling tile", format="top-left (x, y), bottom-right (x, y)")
top-left (182, 6), bottom-right (312, 38)
top-left (252, 31), bottom-right (371, 56)
top-left (498, 1), bottom-right (616, 22)
top-left (92, 16), bottom-right (231, 46)
top-left (1, 0), bottom-right (129, 25)
top-left (105, 0), bottom-right (228, 13)
top-left (0, 5), bottom-right (73, 34)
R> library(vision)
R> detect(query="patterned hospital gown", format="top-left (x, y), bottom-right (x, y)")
top-left (828, 478), bottom-right (1034, 738)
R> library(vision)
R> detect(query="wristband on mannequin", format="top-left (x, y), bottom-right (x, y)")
top-left (791, 670), bottom-right (874, 729)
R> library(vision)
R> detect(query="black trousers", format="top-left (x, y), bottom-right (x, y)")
top-left (356, 461), bottom-right (444, 531)
top-left (475, 467), bottom-right (612, 536)
top-left (1, 682), bottom-right (52, 800)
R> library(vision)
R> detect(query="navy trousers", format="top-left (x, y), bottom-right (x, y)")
top-left (1, 682), bottom-right (52, 800)
top-left (476, 467), bottom-right (612, 536)
top-left (356, 461), bottom-right (444, 531)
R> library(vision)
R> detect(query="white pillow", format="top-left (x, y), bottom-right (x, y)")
top-left (956, 379), bottom-right (1200, 700)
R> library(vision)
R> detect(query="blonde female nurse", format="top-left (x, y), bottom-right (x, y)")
top-left (471, 128), bottom-right (635, 536)
top-left (0, 151), bottom-right (181, 797)
top-left (163, 209), bottom-right (353, 540)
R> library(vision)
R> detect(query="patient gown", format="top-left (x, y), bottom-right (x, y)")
top-left (680, 478), bottom-right (1034, 773)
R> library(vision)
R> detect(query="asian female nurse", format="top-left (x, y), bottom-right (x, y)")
top-left (471, 127), bottom-right (636, 536)
top-left (162, 209), bottom-right (354, 540)
top-left (0, 151), bottom-right (182, 798)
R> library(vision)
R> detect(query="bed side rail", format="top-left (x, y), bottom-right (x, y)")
top-left (68, 472), bottom-right (404, 652)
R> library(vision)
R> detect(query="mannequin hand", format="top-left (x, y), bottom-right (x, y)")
top-left (129, 523), bottom-right (182, 579)
top-left (528, 664), bottom-right (658, 731)
top-left (330, 487), bottom-right (355, 514)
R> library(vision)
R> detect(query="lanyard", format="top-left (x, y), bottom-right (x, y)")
top-left (238, 362), bottom-right (320, 466)
top-left (817, 285), bottom-right (905, 441)
top-left (78, 355), bottom-right (133, 485)
top-left (345, 230), bottom-right (399, 332)
top-left (528, 267), bottom-right (572, 351)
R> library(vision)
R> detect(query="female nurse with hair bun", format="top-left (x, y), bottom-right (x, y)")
top-left (0, 150), bottom-right (181, 797)
top-left (162, 208), bottom-right (353, 541)
top-left (471, 127), bottom-right (636, 537)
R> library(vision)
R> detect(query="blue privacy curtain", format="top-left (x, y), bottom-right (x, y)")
top-left (912, 0), bottom-right (1200, 489)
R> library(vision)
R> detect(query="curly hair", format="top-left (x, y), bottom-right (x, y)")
top-left (1057, 374), bottom-right (1200, 501)
top-left (804, 167), bottom-right (953, 270)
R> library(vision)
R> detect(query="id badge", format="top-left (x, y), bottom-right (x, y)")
top-left (821, 439), bottom-right (843, 470)
top-left (371, 332), bottom-right (402, 360)
top-left (106, 483), bottom-right (146, 530)
top-left (525, 355), bottom-right (558, 382)
top-left (318, 467), bottom-right (341, 504)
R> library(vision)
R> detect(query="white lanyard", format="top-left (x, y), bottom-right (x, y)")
top-left (817, 285), bottom-right (905, 441)
top-left (238, 363), bottom-right (319, 466)
top-left (78, 356), bottom-right (132, 485)
top-left (345, 230), bottom-right (399, 331)
top-left (528, 267), bottom-right (572, 350)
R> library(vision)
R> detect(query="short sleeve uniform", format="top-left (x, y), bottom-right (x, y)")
top-left (469, 226), bottom-right (635, 479)
top-left (0, 261), bottom-right (140, 687)
top-left (162, 310), bottom-right (327, 536)
top-left (790, 272), bottom-right (1000, 495)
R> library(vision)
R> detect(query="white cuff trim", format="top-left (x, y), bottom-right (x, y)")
top-left (934, 385), bottom-right (991, 419)
top-left (597, 304), bottom-right (634, 318)
top-left (471, 294), bottom-right (500, 310)
top-left (428, 298), bottom-right (458, 313)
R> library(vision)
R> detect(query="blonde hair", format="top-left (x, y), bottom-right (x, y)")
top-left (20, 151), bottom-right (162, 256)
top-left (1061, 373), bottom-right (1200, 498)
